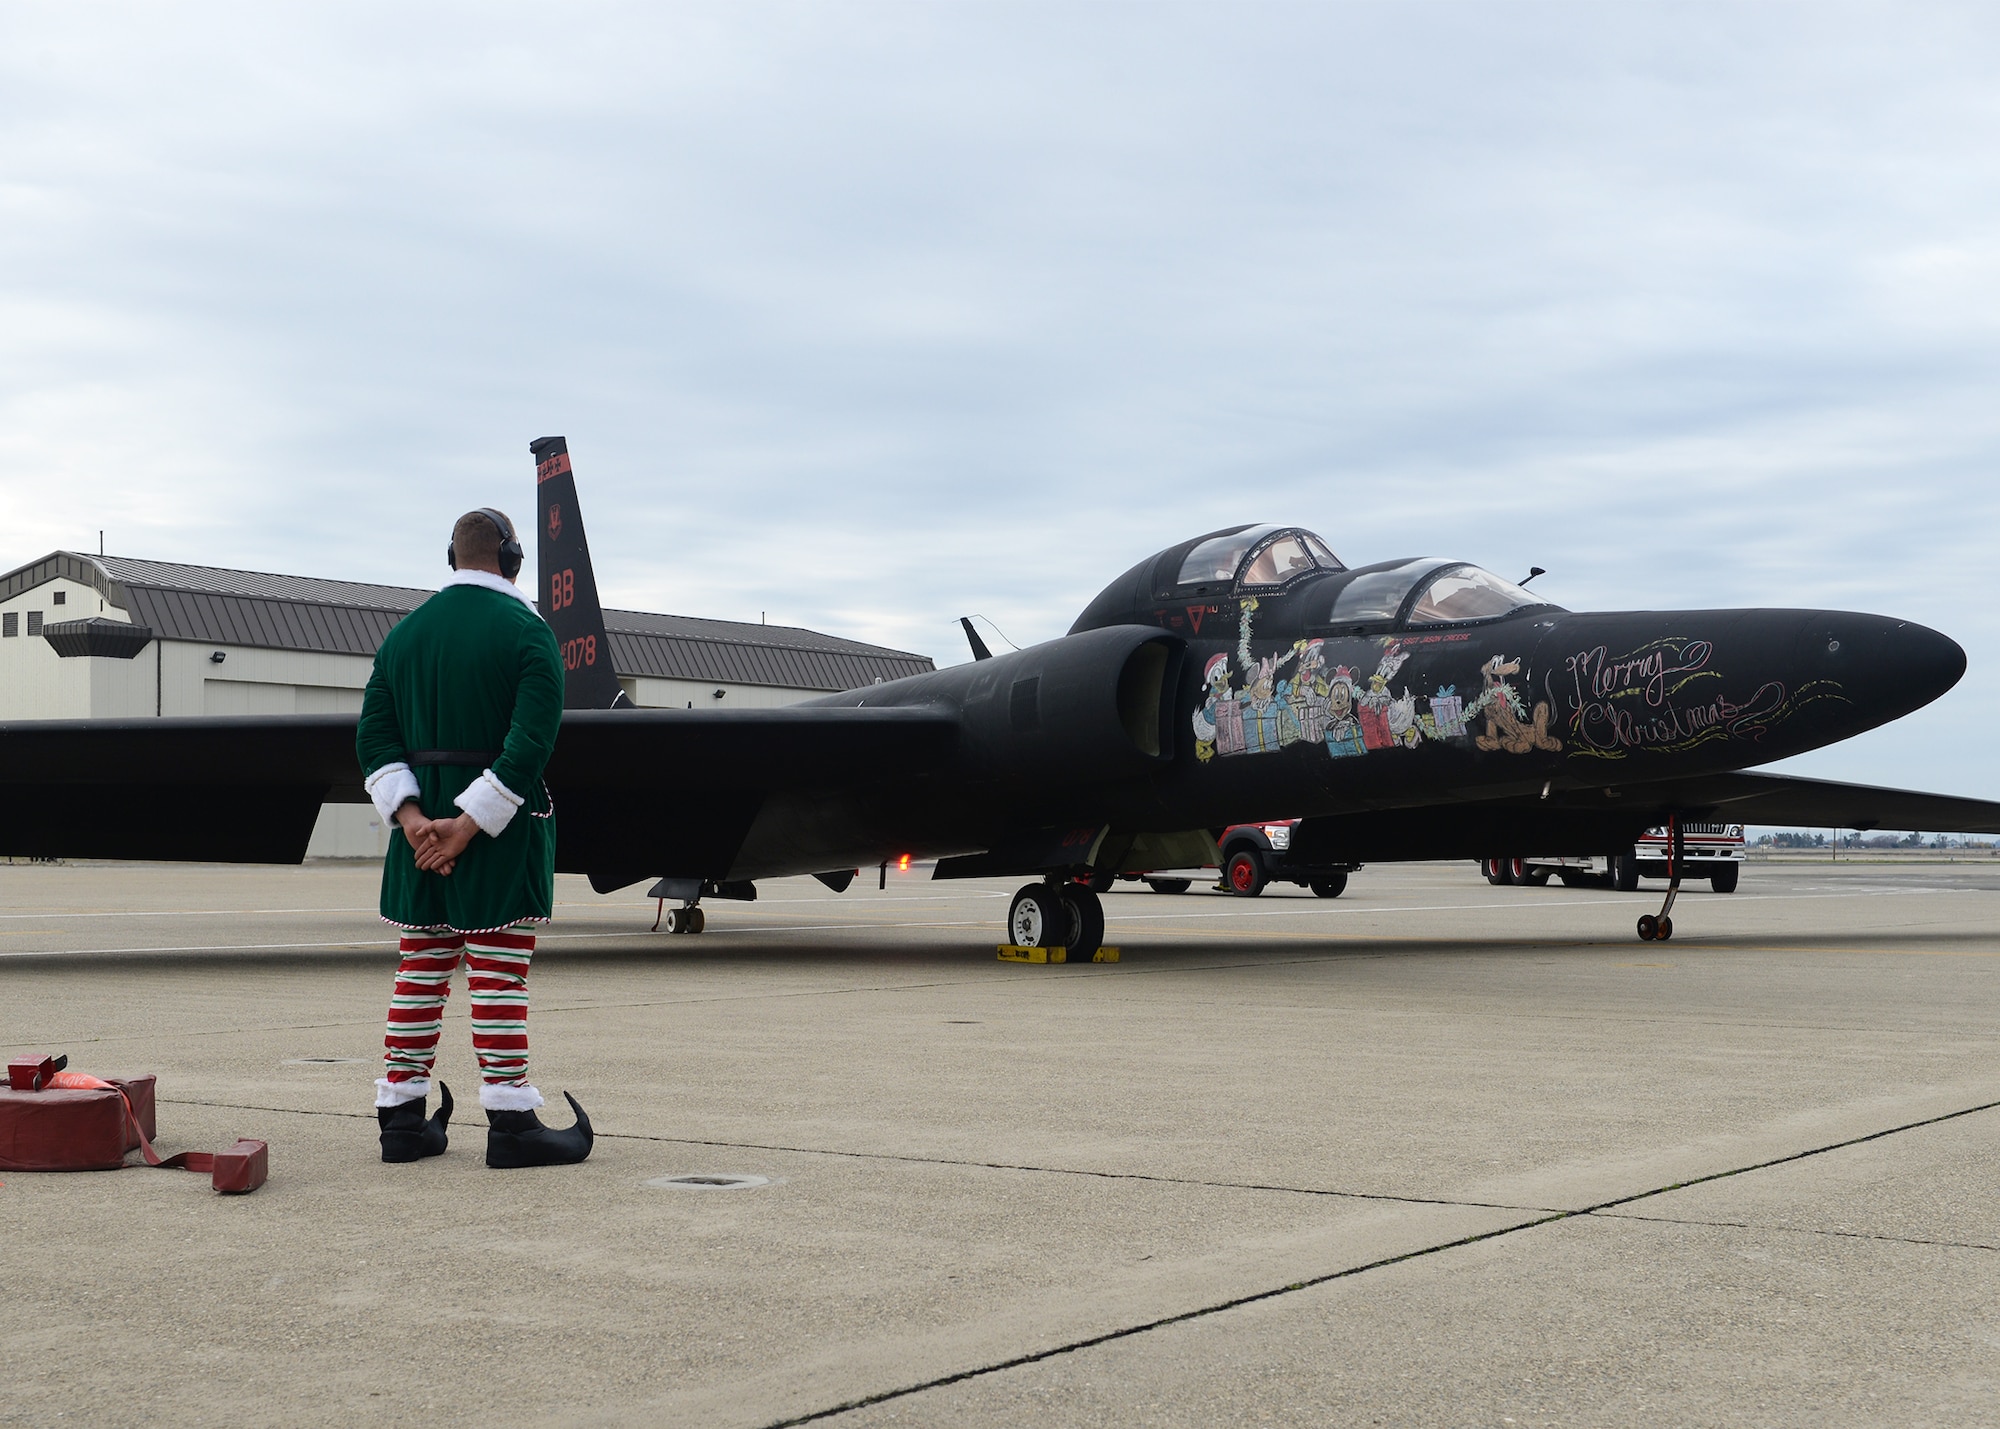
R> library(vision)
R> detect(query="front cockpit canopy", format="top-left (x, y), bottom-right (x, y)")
top-left (1173, 525), bottom-right (1343, 592)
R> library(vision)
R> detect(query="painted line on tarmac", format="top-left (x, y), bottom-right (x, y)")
top-left (757, 1097), bottom-right (2000, 1428)
top-left (0, 906), bottom-right (382, 921)
top-left (1099, 886), bottom-right (1980, 923)
top-left (0, 938), bottom-right (393, 958)
top-left (0, 921), bottom-right (1017, 957)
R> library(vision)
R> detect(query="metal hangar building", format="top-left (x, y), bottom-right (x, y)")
top-left (0, 551), bottom-right (935, 856)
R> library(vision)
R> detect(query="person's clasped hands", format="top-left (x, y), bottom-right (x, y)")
top-left (395, 804), bottom-right (479, 876)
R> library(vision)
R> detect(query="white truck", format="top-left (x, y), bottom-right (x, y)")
top-left (1479, 822), bottom-right (1745, 894)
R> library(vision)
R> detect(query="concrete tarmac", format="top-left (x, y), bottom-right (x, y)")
top-left (1, 858), bottom-right (1995, 1427)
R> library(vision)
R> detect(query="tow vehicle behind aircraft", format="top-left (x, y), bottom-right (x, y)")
top-left (3, 436), bottom-right (1996, 948)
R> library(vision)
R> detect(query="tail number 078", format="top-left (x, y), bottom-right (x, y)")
top-left (562, 635), bottom-right (597, 670)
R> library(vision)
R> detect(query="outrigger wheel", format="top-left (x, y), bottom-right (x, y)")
top-left (664, 906), bottom-right (706, 935)
top-left (1636, 913), bottom-right (1674, 942)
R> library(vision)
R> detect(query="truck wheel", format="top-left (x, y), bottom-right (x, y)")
top-left (1611, 854), bottom-right (1640, 892)
top-left (1482, 858), bottom-right (1506, 886)
top-left (1310, 873), bottom-right (1347, 898)
top-left (1225, 850), bottom-right (1268, 897)
top-left (1145, 877), bottom-right (1191, 894)
top-left (1083, 870), bottom-right (1116, 894)
top-left (1710, 864), bottom-right (1740, 894)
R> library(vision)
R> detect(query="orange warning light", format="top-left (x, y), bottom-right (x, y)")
top-left (898, 854), bottom-right (911, 871)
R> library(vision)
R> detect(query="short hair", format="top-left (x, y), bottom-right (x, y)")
top-left (452, 510), bottom-right (507, 566)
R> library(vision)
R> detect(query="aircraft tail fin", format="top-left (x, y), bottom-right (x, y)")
top-left (530, 436), bottom-right (631, 709)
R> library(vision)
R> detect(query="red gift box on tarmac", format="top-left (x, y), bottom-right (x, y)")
top-left (0, 1064), bottom-right (263, 1192)
top-left (0, 1075), bottom-right (155, 1172)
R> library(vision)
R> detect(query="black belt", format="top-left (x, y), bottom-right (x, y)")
top-left (408, 749), bottom-right (500, 767)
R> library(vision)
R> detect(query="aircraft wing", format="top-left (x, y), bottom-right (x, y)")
top-left (1583, 769), bottom-right (2000, 835)
top-left (1289, 768), bottom-right (2000, 865)
top-left (0, 705), bottom-right (957, 865)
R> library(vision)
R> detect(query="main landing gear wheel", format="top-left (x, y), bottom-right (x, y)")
top-left (1225, 850), bottom-right (1268, 897)
top-left (1008, 883), bottom-right (1065, 948)
top-left (1145, 878), bottom-right (1191, 895)
top-left (1058, 884), bottom-right (1105, 960)
top-left (1636, 913), bottom-right (1674, 942)
top-left (1310, 872), bottom-right (1348, 898)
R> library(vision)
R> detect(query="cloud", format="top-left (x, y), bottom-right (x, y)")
top-left (3, 2), bottom-right (1998, 794)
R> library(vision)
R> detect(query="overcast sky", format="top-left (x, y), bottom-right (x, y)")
top-left (4, 3), bottom-right (1997, 798)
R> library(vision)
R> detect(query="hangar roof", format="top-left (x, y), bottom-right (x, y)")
top-left (0, 552), bottom-right (933, 692)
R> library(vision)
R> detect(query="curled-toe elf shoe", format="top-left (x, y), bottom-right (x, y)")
top-left (378, 1082), bottom-right (453, 1163)
top-left (485, 1092), bottom-right (594, 1169)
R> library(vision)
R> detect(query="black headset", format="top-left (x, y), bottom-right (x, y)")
top-left (447, 507), bottom-right (524, 581)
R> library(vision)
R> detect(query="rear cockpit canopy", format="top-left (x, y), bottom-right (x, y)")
top-left (1320, 558), bottom-right (1560, 631)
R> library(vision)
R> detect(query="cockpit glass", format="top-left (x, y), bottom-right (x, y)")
top-left (1406, 565), bottom-right (1558, 624)
top-left (1326, 559), bottom-right (1444, 625)
top-left (1301, 533), bottom-right (1343, 571)
top-left (1239, 535), bottom-right (1318, 588)
top-left (1175, 526), bottom-right (1282, 586)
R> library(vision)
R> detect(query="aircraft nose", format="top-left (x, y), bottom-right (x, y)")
top-left (1805, 614), bottom-right (1965, 723)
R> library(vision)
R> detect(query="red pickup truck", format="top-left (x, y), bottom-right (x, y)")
top-left (1103, 818), bottom-right (1361, 898)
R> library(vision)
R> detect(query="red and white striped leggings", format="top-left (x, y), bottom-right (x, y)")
top-left (382, 925), bottom-right (535, 1090)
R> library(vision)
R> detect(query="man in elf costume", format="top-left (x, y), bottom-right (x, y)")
top-left (357, 508), bottom-right (593, 1169)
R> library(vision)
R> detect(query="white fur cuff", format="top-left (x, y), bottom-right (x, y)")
top-left (375, 1076), bottom-right (431, 1108)
top-left (455, 768), bottom-right (524, 836)
top-left (479, 1082), bottom-right (545, 1112)
top-left (366, 763), bottom-right (420, 825)
top-left (446, 567), bottom-right (540, 612)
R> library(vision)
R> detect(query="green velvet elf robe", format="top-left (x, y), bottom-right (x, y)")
top-left (356, 571), bottom-right (565, 933)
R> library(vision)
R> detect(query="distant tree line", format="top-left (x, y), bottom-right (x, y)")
top-left (1752, 831), bottom-right (1996, 849)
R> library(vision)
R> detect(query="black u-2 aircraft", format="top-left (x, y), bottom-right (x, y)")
top-left (5, 436), bottom-right (1997, 949)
